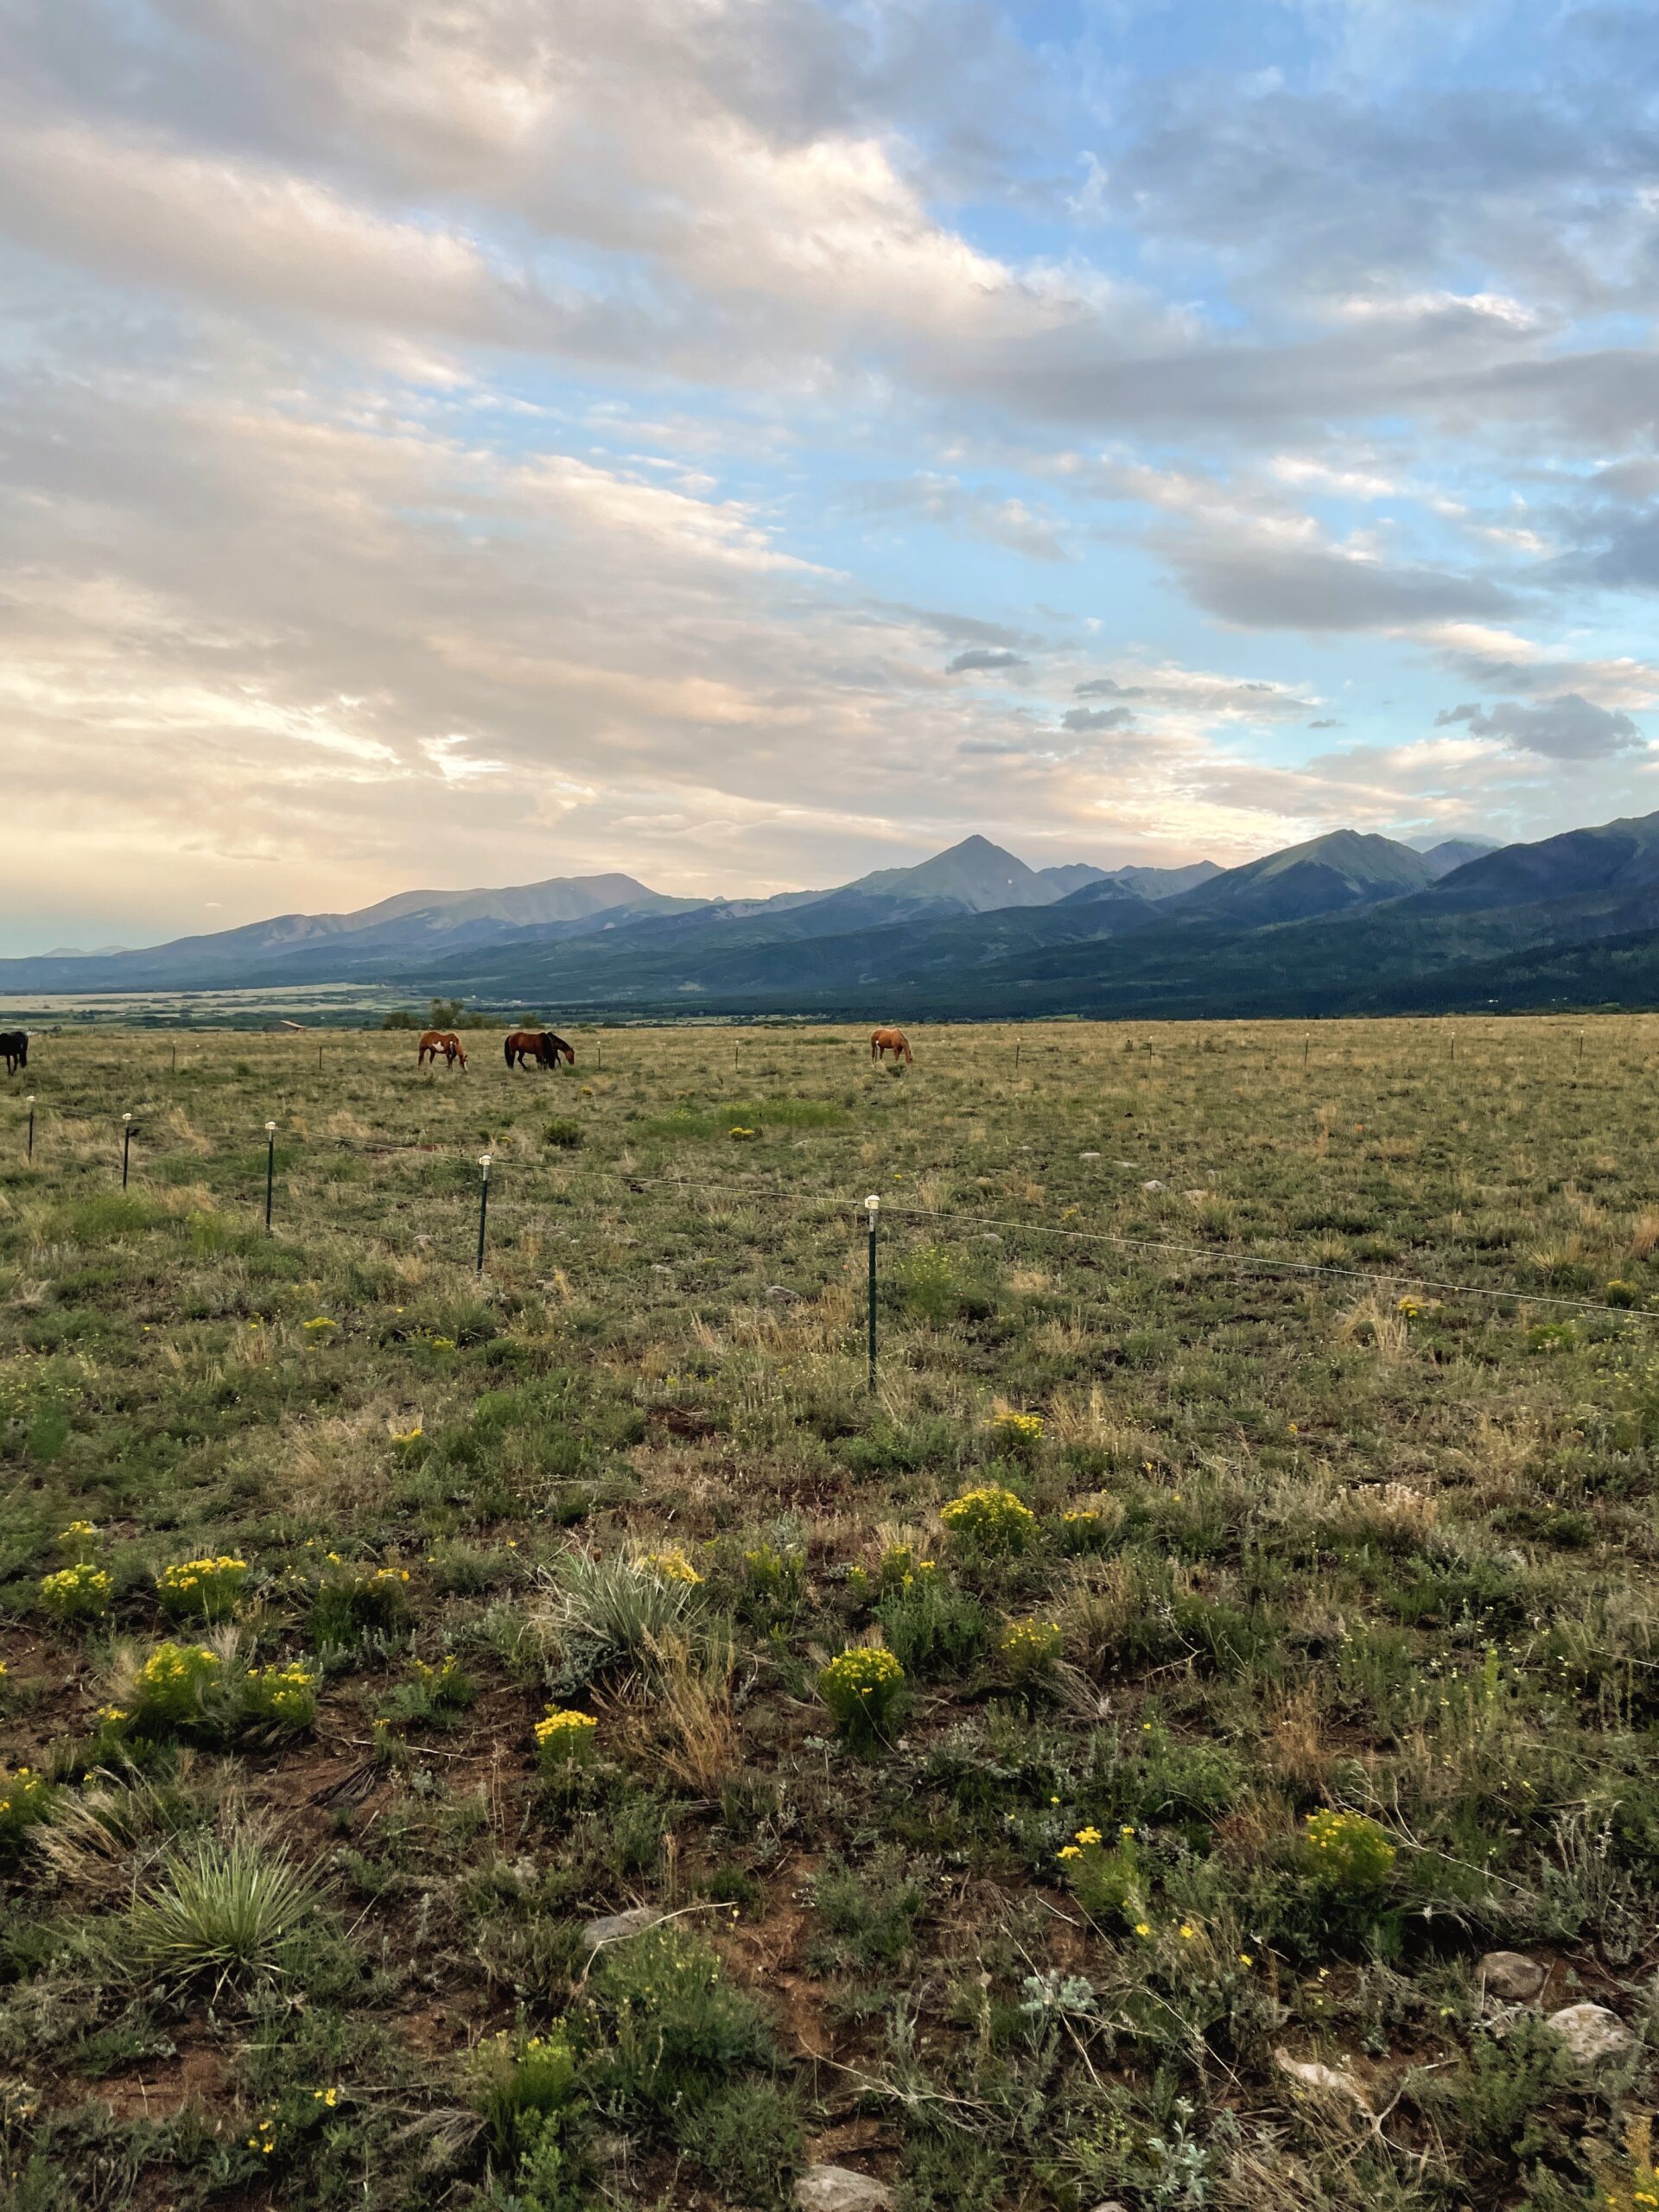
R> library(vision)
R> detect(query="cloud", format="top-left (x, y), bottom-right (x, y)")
top-left (1433, 694), bottom-right (1644, 761)
top-left (1061, 704), bottom-right (1136, 732)
top-left (948, 647), bottom-right (1028, 673)
top-left (1307, 717), bottom-right (1342, 728)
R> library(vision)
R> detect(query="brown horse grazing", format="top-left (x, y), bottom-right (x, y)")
top-left (417, 1030), bottom-right (467, 1070)
top-left (0, 1031), bottom-right (26, 1076)
top-left (504, 1029), bottom-right (575, 1070)
top-left (870, 1027), bottom-right (912, 1065)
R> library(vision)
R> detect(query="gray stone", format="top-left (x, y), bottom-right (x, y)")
top-left (1081, 1150), bottom-right (1101, 1159)
top-left (795, 2168), bottom-right (892, 2212)
top-left (581, 1905), bottom-right (663, 1953)
top-left (1546, 2002), bottom-right (1633, 2063)
top-left (766, 1284), bottom-right (804, 1303)
top-left (1479, 1951), bottom-right (1546, 2003)
top-left (1141, 1179), bottom-right (1166, 1192)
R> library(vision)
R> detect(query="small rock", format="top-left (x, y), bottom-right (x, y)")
top-left (795, 2167), bottom-right (892, 2212)
top-left (1479, 1951), bottom-right (1546, 2003)
top-left (1141, 1179), bottom-right (1166, 1192)
top-left (979, 1231), bottom-right (1002, 1244)
top-left (651, 1263), bottom-right (674, 1275)
top-left (581, 1905), bottom-right (663, 1953)
top-left (766, 1284), bottom-right (804, 1303)
top-left (1088, 2202), bottom-right (1130, 2212)
top-left (1081, 1150), bottom-right (1101, 1159)
top-left (1274, 2048), bottom-right (1374, 2115)
top-left (1546, 2002), bottom-right (1633, 2063)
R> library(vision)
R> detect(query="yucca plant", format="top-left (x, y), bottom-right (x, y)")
top-left (537, 1548), bottom-right (709, 1690)
top-left (119, 1836), bottom-right (323, 1991)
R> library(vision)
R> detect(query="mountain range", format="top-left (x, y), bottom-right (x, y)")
top-left (13, 815), bottom-right (1659, 1019)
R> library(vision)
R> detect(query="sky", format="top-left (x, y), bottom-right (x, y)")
top-left (6, 0), bottom-right (1659, 952)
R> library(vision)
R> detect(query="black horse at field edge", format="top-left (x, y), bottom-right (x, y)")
top-left (0, 1032), bottom-right (27, 1076)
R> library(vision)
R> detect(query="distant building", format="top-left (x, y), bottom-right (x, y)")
top-left (264, 1020), bottom-right (307, 1033)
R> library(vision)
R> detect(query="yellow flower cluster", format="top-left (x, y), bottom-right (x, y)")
top-left (247, 2113), bottom-right (277, 2156)
top-left (992, 1409), bottom-right (1046, 1440)
top-left (1057, 1824), bottom-right (1103, 1863)
top-left (999, 1618), bottom-right (1063, 1674)
top-left (535, 1708), bottom-right (598, 1743)
top-left (245, 1662), bottom-right (319, 1724)
top-left (728, 1125), bottom-right (759, 1140)
top-left (636, 1547), bottom-right (702, 1586)
top-left (0, 1764), bottom-right (52, 1840)
top-left (939, 1485), bottom-right (1036, 1552)
top-left (302, 1316), bottom-right (337, 1332)
top-left (820, 1646), bottom-right (904, 1709)
top-left (535, 1707), bottom-right (598, 1768)
top-left (141, 1643), bottom-right (220, 1689)
top-left (39, 1561), bottom-right (113, 1618)
top-left (1301, 1807), bottom-right (1396, 1890)
top-left (156, 1555), bottom-right (248, 1617)
top-left (59, 1519), bottom-right (99, 1545)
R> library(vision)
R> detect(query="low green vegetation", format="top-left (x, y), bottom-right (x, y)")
top-left (0, 1014), bottom-right (1656, 2208)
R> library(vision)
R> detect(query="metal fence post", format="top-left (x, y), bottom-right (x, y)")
top-left (26, 1095), bottom-right (34, 1161)
top-left (476, 1153), bottom-right (493, 1274)
top-left (264, 1120), bottom-right (277, 1233)
top-left (865, 1192), bottom-right (880, 1393)
top-left (121, 1113), bottom-right (132, 1188)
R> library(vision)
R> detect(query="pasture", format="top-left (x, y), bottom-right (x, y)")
top-left (0, 1014), bottom-right (1656, 2212)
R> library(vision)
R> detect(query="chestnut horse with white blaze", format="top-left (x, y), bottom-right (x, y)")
top-left (870, 1027), bottom-right (912, 1065)
top-left (505, 1030), bottom-right (575, 1070)
top-left (417, 1031), bottom-right (467, 1070)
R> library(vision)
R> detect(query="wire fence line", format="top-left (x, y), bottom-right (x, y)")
top-left (7, 1107), bottom-right (1655, 1332)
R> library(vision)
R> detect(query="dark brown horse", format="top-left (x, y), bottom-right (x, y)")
top-left (505, 1029), bottom-right (575, 1070)
top-left (0, 1031), bottom-right (27, 1076)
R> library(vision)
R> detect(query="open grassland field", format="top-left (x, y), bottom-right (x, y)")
top-left (2, 1016), bottom-right (1659, 2212)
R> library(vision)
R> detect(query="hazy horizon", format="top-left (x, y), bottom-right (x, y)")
top-left (6, 1), bottom-right (1659, 956)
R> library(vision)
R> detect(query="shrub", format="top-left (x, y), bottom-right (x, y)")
top-left (818, 1646), bottom-right (905, 1751)
top-left (156, 1554), bottom-right (249, 1623)
top-left (737, 1543), bottom-right (805, 1626)
top-left (676, 2079), bottom-right (804, 2209)
top-left (939, 1485), bottom-right (1035, 1555)
top-left (378, 1653), bottom-right (474, 1731)
top-left (240, 1662), bottom-right (320, 1732)
top-left (471, 2025), bottom-right (579, 2157)
top-left (988, 1408), bottom-right (1045, 1459)
top-left (595, 1923), bottom-right (771, 2107)
top-left (1058, 1505), bottom-right (1119, 1555)
top-left (307, 1558), bottom-right (412, 1649)
top-left (543, 1120), bottom-right (584, 1150)
top-left (123, 1641), bottom-right (225, 1732)
top-left (534, 1708), bottom-right (598, 1774)
top-left (877, 1567), bottom-right (988, 1678)
top-left (1300, 1808), bottom-right (1396, 1891)
top-left (0, 1766), bottom-right (54, 1850)
top-left (1056, 1825), bottom-right (1146, 1926)
top-left (40, 1561), bottom-right (113, 1622)
top-left (998, 1617), bottom-right (1063, 1694)
top-left (120, 1837), bottom-right (322, 1987)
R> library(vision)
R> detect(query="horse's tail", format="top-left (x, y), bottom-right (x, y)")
top-left (504, 1036), bottom-right (515, 1067)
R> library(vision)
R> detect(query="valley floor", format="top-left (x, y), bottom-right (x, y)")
top-left (0, 1016), bottom-right (1656, 2212)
